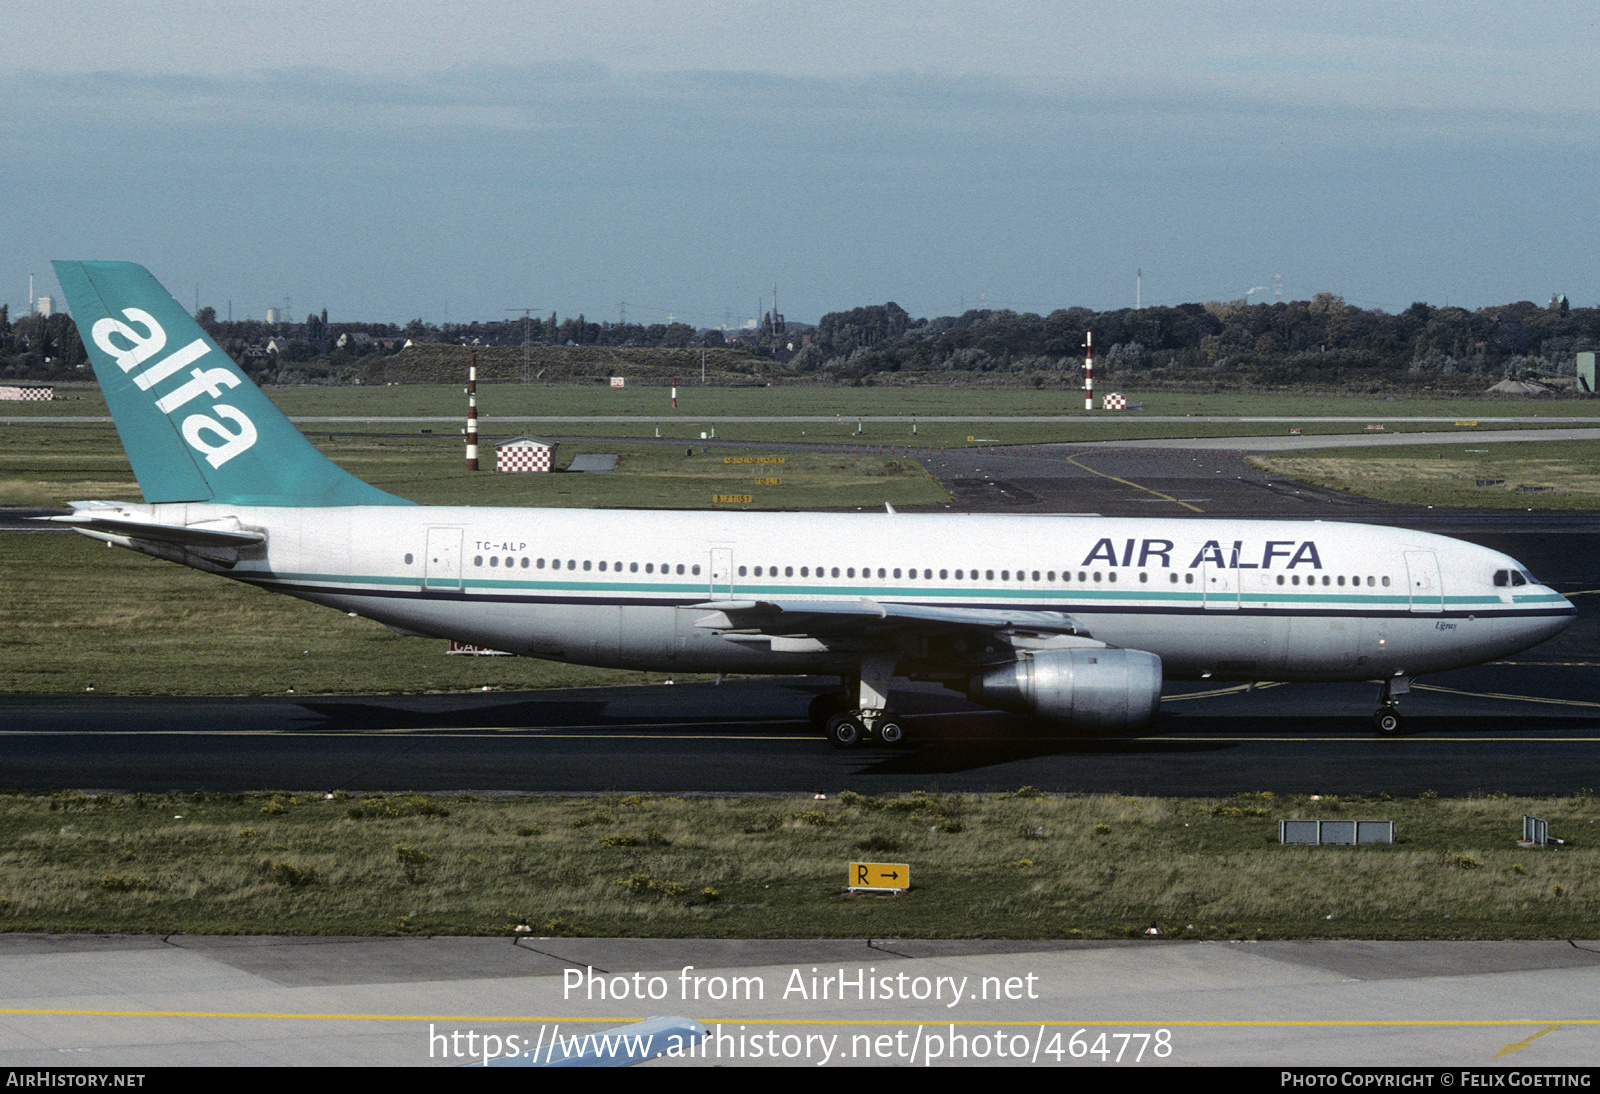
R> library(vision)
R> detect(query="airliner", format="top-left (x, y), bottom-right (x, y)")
top-left (47, 261), bottom-right (1576, 745)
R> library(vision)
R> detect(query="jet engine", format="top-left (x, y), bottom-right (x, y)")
top-left (967, 648), bottom-right (1163, 728)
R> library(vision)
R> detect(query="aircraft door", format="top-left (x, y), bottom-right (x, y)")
top-left (1202, 559), bottom-right (1239, 609)
top-left (424, 527), bottom-right (463, 591)
top-left (1405, 551), bottom-right (1443, 612)
top-left (709, 548), bottom-right (733, 599)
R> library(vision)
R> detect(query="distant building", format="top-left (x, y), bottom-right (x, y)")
top-left (35, 296), bottom-right (53, 317)
top-left (266, 307), bottom-right (280, 324)
top-left (265, 337), bottom-right (290, 355)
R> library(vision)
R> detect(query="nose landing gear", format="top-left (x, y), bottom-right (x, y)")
top-left (1372, 675), bottom-right (1412, 736)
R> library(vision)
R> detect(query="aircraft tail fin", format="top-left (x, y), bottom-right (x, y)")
top-left (51, 261), bottom-right (411, 507)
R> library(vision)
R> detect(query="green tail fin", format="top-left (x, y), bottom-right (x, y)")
top-left (52, 261), bottom-right (411, 507)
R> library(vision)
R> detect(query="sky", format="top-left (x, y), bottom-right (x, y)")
top-left (5, 1), bottom-right (1599, 327)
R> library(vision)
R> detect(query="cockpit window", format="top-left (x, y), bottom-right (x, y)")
top-left (1498, 563), bottom-right (1540, 588)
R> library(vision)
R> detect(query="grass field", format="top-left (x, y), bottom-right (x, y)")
top-left (0, 423), bottom-right (948, 510)
top-left (3, 387), bottom-right (1600, 473)
top-left (14, 380), bottom-right (1600, 424)
top-left (3, 789), bottom-right (1593, 939)
top-left (1251, 440), bottom-right (1600, 510)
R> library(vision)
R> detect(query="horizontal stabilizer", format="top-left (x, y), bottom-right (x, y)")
top-left (42, 511), bottom-right (264, 548)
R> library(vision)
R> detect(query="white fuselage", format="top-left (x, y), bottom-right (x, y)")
top-left (109, 503), bottom-right (1576, 684)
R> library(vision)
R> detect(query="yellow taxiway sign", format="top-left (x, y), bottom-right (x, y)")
top-left (848, 862), bottom-right (910, 890)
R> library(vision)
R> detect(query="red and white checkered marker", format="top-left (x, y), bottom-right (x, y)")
top-left (496, 444), bottom-right (553, 472)
top-left (1102, 393), bottom-right (1127, 410)
top-left (0, 385), bottom-right (52, 401)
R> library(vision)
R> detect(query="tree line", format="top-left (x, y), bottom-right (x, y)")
top-left (790, 295), bottom-right (1599, 387)
top-left (4, 293), bottom-right (1595, 389)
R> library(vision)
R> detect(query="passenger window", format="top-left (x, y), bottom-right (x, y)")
top-left (629, 562), bottom-right (637, 573)
top-left (894, 568), bottom-right (903, 579)
top-left (1093, 572), bottom-right (1102, 583)
top-left (1169, 573), bottom-right (1178, 584)
top-left (583, 560), bottom-right (591, 571)
top-left (1381, 576), bottom-right (1390, 587)
top-left (846, 567), bottom-right (854, 578)
top-left (474, 556), bottom-right (483, 567)
top-left (985, 570), bottom-right (994, 581)
top-left (1108, 572), bottom-right (1116, 583)
top-left (801, 567), bottom-right (809, 577)
top-left (1078, 571), bottom-right (1087, 582)
top-left (738, 566), bottom-right (747, 576)
top-left (536, 558), bottom-right (545, 569)
top-left (693, 564), bottom-right (701, 575)
top-left (490, 557), bottom-right (499, 568)
top-left (598, 561), bottom-right (606, 572)
top-left (1185, 573), bottom-right (1194, 585)
top-left (1337, 575), bottom-right (1345, 586)
top-left (404, 553), bottom-right (413, 565)
top-left (940, 569), bottom-right (948, 580)
top-left (1139, 572), bottom-right (1148, 583)
top-left (786, 566), bottom-right (794, 577)
top-left (567, 560), bottom-right (576, 570)
top-left (830, 567), bottom-right (839, 577)
top-left (645, 563), bottom-right (653, 573)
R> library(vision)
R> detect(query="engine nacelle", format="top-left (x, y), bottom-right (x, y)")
top-left (968, 648), bottom-right (1163, 728)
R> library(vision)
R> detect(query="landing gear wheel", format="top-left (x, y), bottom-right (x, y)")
top-left (809, 693), bottom-right (847, 729)
top-left (874, 714), bottom-right (908, 748)
top-left (1372, 707), bottom-right (1403, 736)
top-left (825, 713), bottom-right (867, 749)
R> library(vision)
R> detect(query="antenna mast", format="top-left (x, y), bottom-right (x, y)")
top-left (506, 307), bottom-right (544, 384)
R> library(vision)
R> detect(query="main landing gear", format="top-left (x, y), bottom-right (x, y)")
top-left (1372, 675), bottom-right (1412, 736)
top-left (810, 659), bottom-right (910, 749)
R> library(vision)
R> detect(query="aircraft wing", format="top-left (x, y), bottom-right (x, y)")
top-left (687, 598), bottom-right (1088, 641)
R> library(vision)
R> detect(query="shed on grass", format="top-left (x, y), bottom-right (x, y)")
top-left (494, 436), bottom-right (557, 472)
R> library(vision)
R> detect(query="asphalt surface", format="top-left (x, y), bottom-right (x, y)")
top-left (0, 934), bottom-right (1595, 1067)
